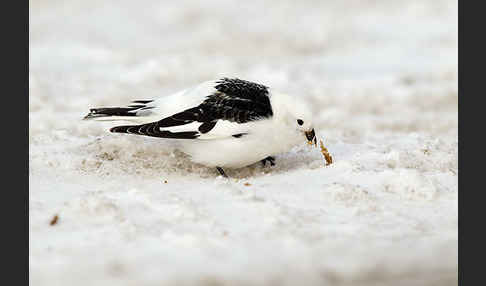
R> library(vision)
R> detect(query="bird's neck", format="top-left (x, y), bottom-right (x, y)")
top-left (269, 92), bottom-right (294, 122)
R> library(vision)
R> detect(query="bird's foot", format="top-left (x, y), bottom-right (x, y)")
top-left (216, 167), bottom-right (228, 178)
top-left (261, 156), bottom-right (276, 167)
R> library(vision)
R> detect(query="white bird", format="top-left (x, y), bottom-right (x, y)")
top-left (84, 78), bottom-right (317, 177)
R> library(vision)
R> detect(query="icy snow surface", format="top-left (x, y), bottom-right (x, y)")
top-left (29, 0), bottom-right (458, 285)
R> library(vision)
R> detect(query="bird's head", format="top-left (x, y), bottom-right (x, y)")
top-left (270, 92), bottom-right (317, 146)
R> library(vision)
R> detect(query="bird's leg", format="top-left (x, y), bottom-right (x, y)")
top-left (216, 167), bottom-right (228, 178)
top-left (261, 156), bottom-right (276, 167)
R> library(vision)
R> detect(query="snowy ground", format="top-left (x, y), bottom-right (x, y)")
top-left (29, 0), bottom-right (458, 285)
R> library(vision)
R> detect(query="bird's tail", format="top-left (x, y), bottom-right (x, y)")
top-left (83, 100), bottom-right (154, 123)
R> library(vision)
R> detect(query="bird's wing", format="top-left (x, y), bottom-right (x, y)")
top-left (110, 78), bottom-right (273, 140)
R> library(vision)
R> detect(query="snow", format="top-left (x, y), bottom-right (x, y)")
top-left (29, 0), bottom-right (458, 285)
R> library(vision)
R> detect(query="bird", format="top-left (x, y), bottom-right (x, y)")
top-left (83, 77), bottom-right (317, 177)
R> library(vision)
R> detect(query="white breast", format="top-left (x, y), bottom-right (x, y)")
top-left (177, 119), bottom-right (302, 168)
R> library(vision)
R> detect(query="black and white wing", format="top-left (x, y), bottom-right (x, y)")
top-left (110, 78), bottom-right (273, 140)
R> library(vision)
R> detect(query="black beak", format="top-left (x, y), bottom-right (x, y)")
top-left (305, 129), bottom-right (317, 146)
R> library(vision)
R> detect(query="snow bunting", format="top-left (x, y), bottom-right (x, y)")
top-left (84, 78), bottom-right (316, 177)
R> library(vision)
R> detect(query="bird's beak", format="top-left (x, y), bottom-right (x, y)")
top-left (305, 128), bottom-right (317, 146)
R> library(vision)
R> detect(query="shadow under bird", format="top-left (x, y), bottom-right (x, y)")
top-left (84, 77), bottom-right (317, 177)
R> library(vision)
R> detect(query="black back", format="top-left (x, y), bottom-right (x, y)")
top-left (201, 78), bottom-right (273, 123)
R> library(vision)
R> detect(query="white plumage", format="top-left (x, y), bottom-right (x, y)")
top-left (84, 78), bottom-right (316, 176)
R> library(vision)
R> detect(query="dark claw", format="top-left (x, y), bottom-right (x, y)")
top-left (261, 156), bottom-right (276, 167)
top-left (216, 167), bottom-right (228, 178)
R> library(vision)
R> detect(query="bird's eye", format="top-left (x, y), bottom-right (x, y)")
top-left (297, 119), bottom-right (304, 126)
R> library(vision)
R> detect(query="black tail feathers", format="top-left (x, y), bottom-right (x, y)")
top-left (83, 100), bottom-right (154, 120)
top-left (83, 107), bottom-right (140, 120)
